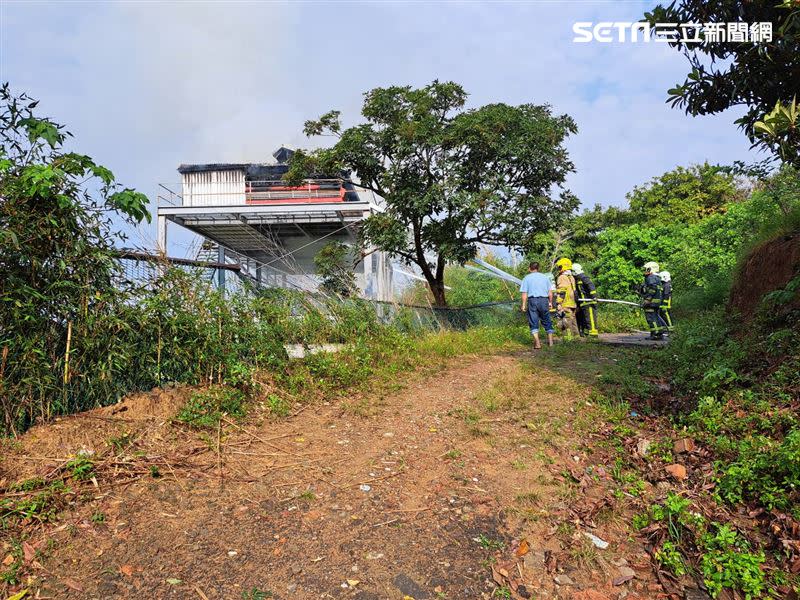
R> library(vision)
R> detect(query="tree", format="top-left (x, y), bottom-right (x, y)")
top-left (287, 81), bottom-right (579, 305)
top-left (646, 0), bottom-right (800, 165)
top-left (626, 163), bottom-right (741, 224)
top-left (0, 84), bottom-right (149, 431)
top-left (314, 241), bottom-right (358, 298)
top-left (592, 224), bottom-right (683, 301)
top-left (754, 98), bottom-right (800, 167)
top-left (525, 204), bottom-right (631, 268)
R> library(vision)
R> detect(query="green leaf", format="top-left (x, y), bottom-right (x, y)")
top-left (19, 116), bottom-right (63, 148)
top-left (107, 189), bottom-right (151, 223)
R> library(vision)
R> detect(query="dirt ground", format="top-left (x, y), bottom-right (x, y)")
top-left (1, 349), bottom-right (667, 600)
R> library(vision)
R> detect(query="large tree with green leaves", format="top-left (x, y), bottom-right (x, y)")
top-left (646, 0), bottom-right (800, 165)
top-left (626, 163), bottom-right (742, 224)
top-left (287, 81), bottom-right (579, 305)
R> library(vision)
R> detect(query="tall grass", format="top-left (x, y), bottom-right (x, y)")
top-left (0, 266), bottom-right (529, 436)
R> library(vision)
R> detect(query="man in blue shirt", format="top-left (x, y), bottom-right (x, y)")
top-left (520, 262), bottom-right (556, 349)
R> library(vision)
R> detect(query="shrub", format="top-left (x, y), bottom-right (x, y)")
top-left (175, 386), bottom-right (246, 429)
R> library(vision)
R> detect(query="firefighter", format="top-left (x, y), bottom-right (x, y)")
top-left (640, 261), bottom-right (666, 339)
top-left (554, 258), bottom-right (580, 338)
top-left (659, 270), bottom-right (673, 332)
top-left (572, 263), bottom-right (599, 337)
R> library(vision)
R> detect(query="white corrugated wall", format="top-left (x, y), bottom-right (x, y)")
top-left (182, 170), bottom-right (246, 206)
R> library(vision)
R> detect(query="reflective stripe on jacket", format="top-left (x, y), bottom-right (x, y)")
top-left (556, 272), bottom-right (578, 309)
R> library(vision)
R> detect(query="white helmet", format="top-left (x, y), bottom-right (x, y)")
top-left (643, 261), bottom-right (660, 274)
top-left (660, 271), bottom-right (671, 282)
top-left (572, 263), bottom-right (584, 275)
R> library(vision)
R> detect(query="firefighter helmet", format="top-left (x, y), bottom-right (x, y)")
top-left (572, 263), bottom-right (584, 275)
top-left (660, 270), bottom-right (671, 282)
top-left (555, 258), bottom-right (573, 272)
top-left (643, 261), bottom-right (660, 274)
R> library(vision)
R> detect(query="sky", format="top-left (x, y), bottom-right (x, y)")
top-left (1, 0), bottom-right (759, 257)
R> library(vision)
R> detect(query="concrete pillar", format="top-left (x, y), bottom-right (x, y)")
top-left (362, 249), bottom-right (373, 299)
top-left (157, 215), bottom-right (167, 254)
top-left (217, 245), bottom-right (226, 290)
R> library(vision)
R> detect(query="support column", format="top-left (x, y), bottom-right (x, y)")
top-left (217, 245), bottom-right (226, 291)
top-left (362, 249), bottom-right (373, 299)
top-left (157, 215), bottom-right (167, 254)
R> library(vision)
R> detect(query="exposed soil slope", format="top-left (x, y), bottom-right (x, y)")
top-left (2, 351), bottom-right (664, 600)
top-left (730, 230), bottom-right (800, 319)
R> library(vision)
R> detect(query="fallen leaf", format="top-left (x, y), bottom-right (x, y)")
top-left (120, 564), bottom-right (134, 577)
top-left (2, 554), bottom-right (14, 566)
top-left (62, 578), bottom-right (84, 592)
top-left (544, 550), bottom-right (557, 573)
top-left (346, 579), bottom-right (360, 587)
top-left (515, 539), bottom-right (530, 557)
top-left (6, 590), bottom-right (28, 600)
top-left (21, 542), bottom-right (35, 563)
top-left (166, 578), bottom-right (182, 585)
top-left (791, 558), bottom-right (800, 574)
top-left (613, 574), bottom-right (634, 586)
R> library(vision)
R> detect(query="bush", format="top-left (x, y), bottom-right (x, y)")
top-left (175, 386), bottom-right (247, 429)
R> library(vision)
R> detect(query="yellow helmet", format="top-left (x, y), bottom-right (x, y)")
top-left (643, 261), bottom-right (660, 274)
top-left (555, 257), bottom-right (573, 272)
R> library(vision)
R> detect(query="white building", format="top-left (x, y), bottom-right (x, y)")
top-left (156, 148), bottom-right (394, 300)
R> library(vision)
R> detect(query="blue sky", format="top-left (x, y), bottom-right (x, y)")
top-left (1, 1), bottom-right (758, 256)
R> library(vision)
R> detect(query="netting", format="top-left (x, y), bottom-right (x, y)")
top-left (115, 254), bottom-right (523, 331)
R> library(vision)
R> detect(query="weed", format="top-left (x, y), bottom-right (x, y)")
top-left (700, 524), bottom-right (766, 599)
top-left (91, 511), bottom-right (106, 523)
top-left (477, 389), bottom-right (500, 412)
top-left (555, 521), bottom-right (575, 538)
top-left (108, 431), bottom-right (133, 453)
top-left (66, 456), bottom-right (95, 481)
top-left (242, 588), bottom-right (273, 600)
top-left (570, 538), bottom-right (599, 568)
top-left (492, 587), bottom-right (512, 599)
top-left (0, 481), bottom-right (67, 528)
top-left (460, 408), bottom-right (481, 425)
top-left (514, 492), bottom-right (540, 506)
top-left (443, 449), bottom-right (462, 460)
top-left (655, 540), bottom-right (687, 577)
top-left (468, 424), bottom-right (491, 438)
top-left (298, 490), bottom-right (316, 502)
top-left (265, 394), bottom-right (290, 418)
top-left (476, 534), bottom-right (504, 551)
top-left (0, 539), bottom-right (22, 585)
top-left (149, 465), bottom-right (161, 478)
top-left (9, 477), bottom-right (45, 492)
top-left (511, 459), bottom-right (527, 471)
top-left (176, 386), bottom-right (246, 429)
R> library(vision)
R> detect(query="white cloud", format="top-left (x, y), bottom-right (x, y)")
top-left (2, 0), bottom-right (759, 251)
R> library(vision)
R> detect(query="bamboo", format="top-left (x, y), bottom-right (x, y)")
top-left (63, 321), bottom-right (73, 385)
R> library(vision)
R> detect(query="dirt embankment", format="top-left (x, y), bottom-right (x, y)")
top-left (2, 352), bottom-right (666, 600)
top-left (729, 230), bottom-right (800, 319)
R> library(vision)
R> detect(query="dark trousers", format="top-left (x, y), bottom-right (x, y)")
top-left (660, 299), bottom-right (673, 331)
top-left (526, 297), bottom-right (555, 334)
top-left (644, 307), bottom-right (667, 338)
top-left (577, 303), bottom-right (599, 336)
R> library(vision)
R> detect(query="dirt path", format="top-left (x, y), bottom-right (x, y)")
top-left (2, 350), bottom-right (662, 600)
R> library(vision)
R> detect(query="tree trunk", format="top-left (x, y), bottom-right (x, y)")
top-left (429, 278), bottom-right (447, 307)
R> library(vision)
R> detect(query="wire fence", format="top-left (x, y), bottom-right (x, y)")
top-left (114, 253), bottom-right (523, 331)
top-left (114, 253), bottom-right (648, 334)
